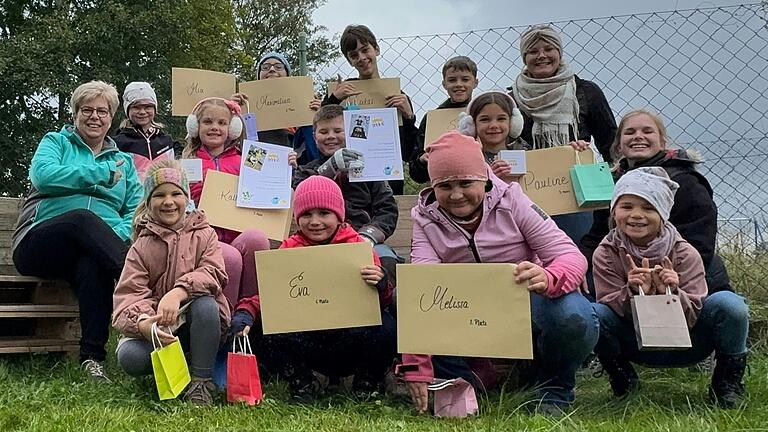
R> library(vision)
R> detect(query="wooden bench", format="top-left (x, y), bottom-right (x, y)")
top-left (0, 198), bottom-right (80, 354)
top-left (385, 195), bottom-right (417, 261)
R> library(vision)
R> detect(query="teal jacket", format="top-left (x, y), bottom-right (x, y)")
top-left (12, 125), bottom-right (143, 251)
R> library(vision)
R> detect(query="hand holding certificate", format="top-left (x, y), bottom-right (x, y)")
top-left (237, 140), bottom-right (293, 209)
top-left (343, 108), bottom-right (404, 183)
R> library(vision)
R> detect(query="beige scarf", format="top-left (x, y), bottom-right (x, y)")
top-left (512, 64), bottom-right (579, 149)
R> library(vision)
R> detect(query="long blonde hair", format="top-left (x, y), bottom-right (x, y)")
top-left (610, 108), bottom-right (670, 170)
top-left (131, 159), bottom-right (187, 240)
top-left (181, 98), bottom-right (244, 159)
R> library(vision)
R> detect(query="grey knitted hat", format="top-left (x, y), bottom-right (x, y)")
top-left (611, 167), bottom-right (680, 222)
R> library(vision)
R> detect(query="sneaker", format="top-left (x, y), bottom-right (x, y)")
top-left (597, 354), bottom-right (639, 398)
top-left (184, 378), bottom-right (215, 406)
top-left (81, 359), bottom-right (111, 382)
top-left (709, 353), bottom-right (747, 408)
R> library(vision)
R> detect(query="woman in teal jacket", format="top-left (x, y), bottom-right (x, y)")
top-left (12, 81), bottom-right (143, 381)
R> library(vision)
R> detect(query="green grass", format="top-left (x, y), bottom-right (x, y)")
top-left (1, 348), bottom-right (766, 432)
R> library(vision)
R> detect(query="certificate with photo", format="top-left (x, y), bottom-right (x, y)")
top-left (236, 140), bottom-right (293, 209)
top-left (343, 108), bottom-right (404, 183)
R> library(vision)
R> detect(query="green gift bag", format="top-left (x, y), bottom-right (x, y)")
top-left (150, 323), bottom-right (191, 400)
top-left (569, 150), bottom-right (614, 208)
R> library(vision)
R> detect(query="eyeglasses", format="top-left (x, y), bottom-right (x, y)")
top-left (260, 62), bottom-right (285, 72)
top-left (80, 107), bottom-right (111, 118)
top-left (129, 104), bottom-right (155, 112)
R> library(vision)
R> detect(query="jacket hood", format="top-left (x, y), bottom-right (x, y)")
top-left (137, 209), bottom-right (211, 239)
top-left (63, 124), bottom-right (118, 152)
top-left (414, 167), bottom-right (508, 223)
top-left (287, 223), bottom-right (360, 246)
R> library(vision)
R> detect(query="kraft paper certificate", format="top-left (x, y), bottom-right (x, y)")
top-left (397, 263), bottom-right (533, 359)
top-left (343, 108), bottom-right (404, 183)
top-left (198, 170), bottom-right (292, 241)
top-left (520, 147), bottom-right (597, 216)
top-left (171, 68), bottom-right (236, 116)
top-left (237, 140), bottom-right (293, 209)
top-left (255, 243), bottom-right (382, 334)
top-left (238, 76), bottom-right (315, 131)
top-left (424, 108), bottom-right (465, 147)
top-left (328, 77), bottom-right (403, 125)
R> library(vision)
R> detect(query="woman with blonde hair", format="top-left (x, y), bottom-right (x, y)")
top-left (12, 80), bottom-right (143, 380)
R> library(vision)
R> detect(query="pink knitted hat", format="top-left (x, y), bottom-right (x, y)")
top-left (293, 175), bottom-right (346, 223)
top-left (427, 130), bottom-right (488, 186)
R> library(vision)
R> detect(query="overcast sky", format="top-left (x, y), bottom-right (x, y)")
top-left (313, 0), bottom-right (750, 38)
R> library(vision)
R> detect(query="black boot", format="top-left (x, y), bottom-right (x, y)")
top-left (709, 353), bottom-right (747, 408)
top-left (597, 354), bottom-right (639, 398)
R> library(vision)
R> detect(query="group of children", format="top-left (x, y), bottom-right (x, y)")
top-left (103, 23), bottom-right (748, 414)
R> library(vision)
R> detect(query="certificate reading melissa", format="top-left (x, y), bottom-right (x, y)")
top-left (343, 108), bottom-right (404, 183)
top-left (236, 140), bottom-right (293, 209)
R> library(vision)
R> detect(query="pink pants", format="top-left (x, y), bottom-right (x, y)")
top-left (219, 229), bottom-right (270, 306)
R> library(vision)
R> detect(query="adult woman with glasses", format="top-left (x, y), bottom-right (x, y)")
top-left (12, 80), bottom-right (143, 381)
top-left (231, 52), bottom-right (321, 165)
top-left (510, 25), bottom-right (618, 245)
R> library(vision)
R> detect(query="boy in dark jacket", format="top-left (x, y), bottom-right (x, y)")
top-left (294, 105), bottom-right (402, 277)
top-left (321, 24), bottom-right (418, 195)
top-left (409, 56), bottom-right (479, 184)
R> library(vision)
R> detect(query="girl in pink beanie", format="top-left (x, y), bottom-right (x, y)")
top-left (402, 130), bottom-right (597, 417)
top-left (229, 175), bottom-right (397, 401)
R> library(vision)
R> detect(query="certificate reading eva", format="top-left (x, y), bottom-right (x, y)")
top-left (343, 108), bottom-right (404, 183)
top-left (397, 263), bottom-right (533, 359)
top-left (255, 242), bottom-right (382, 334)
top-left (236, 140), bottom-right (293, 209)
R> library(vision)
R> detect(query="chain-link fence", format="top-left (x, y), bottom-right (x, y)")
top-left (318, 3), bottom-right (768, 298)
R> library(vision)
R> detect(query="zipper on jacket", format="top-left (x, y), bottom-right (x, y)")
top-left (437, 208), bottom-right (482, 263)
top-left (167, 231), bottom-right (180, 288)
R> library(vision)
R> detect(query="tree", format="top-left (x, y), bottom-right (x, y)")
top-left (0, 0), bottom-right (235, 195)
top-left (0, 0), bottom-right (336, 196)
top-left (230, 0), bottom-right (338, 81)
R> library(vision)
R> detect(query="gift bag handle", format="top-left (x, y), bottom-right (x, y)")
top-left (574, 148), bottom-right (582, 166)
top-left (636, 284), bottom-right (673, 296)
top-left (245, 100), bottom-right (251, 114)
top-left (232, 334), bottom-right (253, 355)
top-left (150, 322), bottom-right (163, 351)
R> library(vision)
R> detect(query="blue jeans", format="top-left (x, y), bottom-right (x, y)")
top-left (552, 211), bottom-right (593, 245)
top-left (432, 291), bottom-right (599, 405)
top-left (593, 291), bottom-right (749, 366)
top-left (117, 296), bottom-right (222, 379)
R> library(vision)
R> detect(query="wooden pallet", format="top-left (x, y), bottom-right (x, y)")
top-left (0, 199), bottom-right (80, 354)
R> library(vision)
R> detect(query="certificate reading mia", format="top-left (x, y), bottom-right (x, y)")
top-left (343, 108), bottom-right (404, 183)
top-left (236, 140), bottom-right (293, 209)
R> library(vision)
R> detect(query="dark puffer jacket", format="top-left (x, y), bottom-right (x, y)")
top-left (580, 149), bottom-right (732, 293)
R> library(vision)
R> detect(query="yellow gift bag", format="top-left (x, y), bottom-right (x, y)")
top-left (151, 323), bottom-right (192, 400)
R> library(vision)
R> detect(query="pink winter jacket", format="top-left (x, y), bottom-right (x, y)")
top-left (112, 210), bottom-right (232, 339)
top-left (188, 145), bottom-right (242, 244)
top-left (402, 171), bottom-right (588, 383)
top-left (593, 228), bottom-right (707, 328)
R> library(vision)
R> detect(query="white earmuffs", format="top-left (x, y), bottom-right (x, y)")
top-left (185, 98), bottom-right (244, 140)
top-left (460, 91), bottom-right (525, 139)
